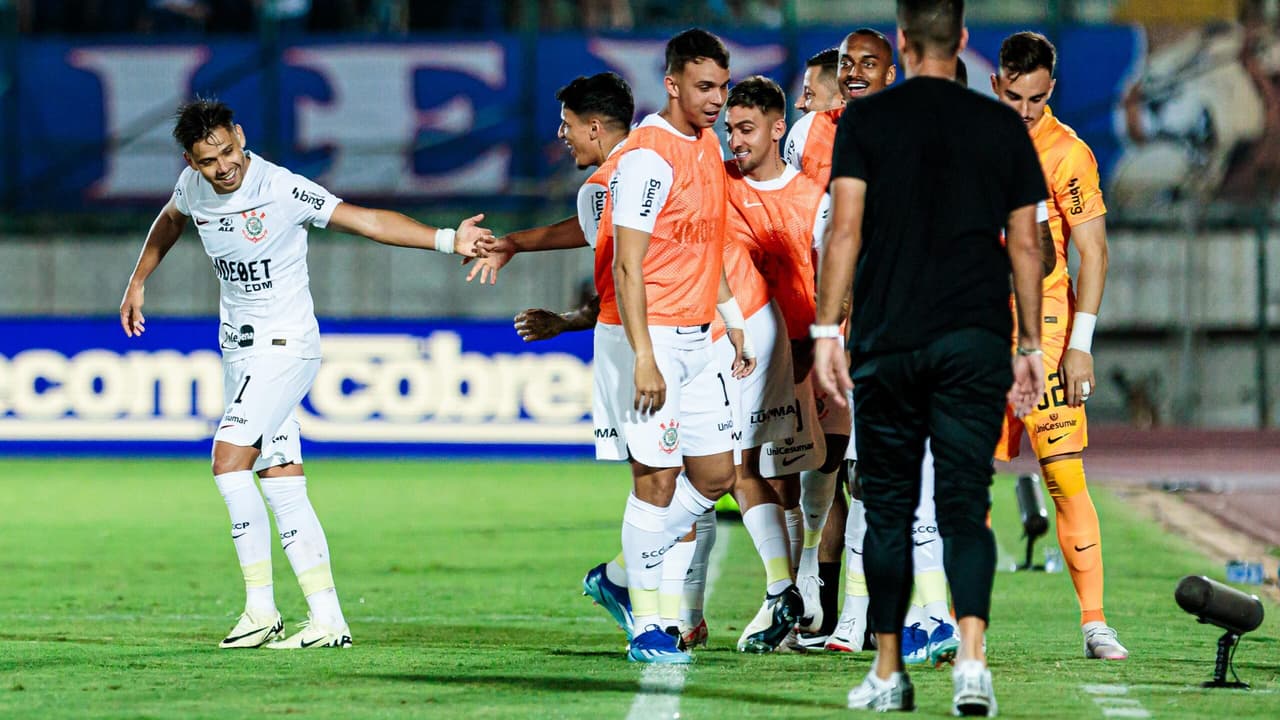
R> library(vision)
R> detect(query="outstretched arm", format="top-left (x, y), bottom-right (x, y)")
top-left (121, 198), bottom-right (188, 337)
top-left (327, 203), bottom-right (493, 257)
top-left (514, 294), bottom-right (601, 342)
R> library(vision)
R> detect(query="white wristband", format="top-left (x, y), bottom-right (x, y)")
top-left (716, 298), bottom-right (746, 330)
top-left (435, 227), bottom-right (457, 254)
top-left (1067, 312), bottom-right (1097, 354)
top-left (810, 324), bottom-right (842, 339)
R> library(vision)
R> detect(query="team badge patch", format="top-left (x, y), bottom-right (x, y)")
top-left (659, 420), bottom-right (680, 454)
top-left (242, 211), bottom-right (268, 243)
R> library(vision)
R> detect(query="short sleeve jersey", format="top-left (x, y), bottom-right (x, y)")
top-left (783, 107), bottom-right (842, 188)
top-left (829, 77), bottom-right (1048, 360)
top-left (577, 146), bottom-right (624, 249)
top-left (597, 114), bottom-right (727, 327)
top-left (726, 162), bottom-right (830, 340)
top-left (171, 152), bottom-right (340, 361)
top-left (1031, 107), bottom-right (1107, 296)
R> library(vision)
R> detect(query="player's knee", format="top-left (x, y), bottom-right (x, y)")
top-left (211, 441), bottom-right (257, 476)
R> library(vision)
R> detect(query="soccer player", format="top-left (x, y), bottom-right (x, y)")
top-left (119, 99), bottom-right (492, 650)
top-left (596, 28), bottom-right (759, 665)
top-left (814, 0), bottom-right (1048, 710)
top-left (720, 75), bottom-right (835, 652)
top-left (990, 31), bottom-right (1127, 661)
top-left (796, 48), bottom-right (841, 113)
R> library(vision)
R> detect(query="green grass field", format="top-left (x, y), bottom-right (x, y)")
top-left (1, 458), bottom-right (1277, 718)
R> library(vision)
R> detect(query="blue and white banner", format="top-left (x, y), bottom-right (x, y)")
top-left (2, 27), bottom-right (1144, 211)
top-left (0, 318), bottom-right (595, 456)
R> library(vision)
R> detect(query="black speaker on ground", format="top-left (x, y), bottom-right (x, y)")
top-left (1014, 474), bottom-right (1049, 571)
top-left (1174, 575), bottom-right (1265, 689)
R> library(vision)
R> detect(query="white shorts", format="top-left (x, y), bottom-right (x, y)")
top-left (759, 374), bottom-right (825, 477)
top-left (593, 322), bottom-right (735, 468)
top-left (215, 354), bottom-right (318, 473)
top-left (715, 301), bottom-right (798, 453)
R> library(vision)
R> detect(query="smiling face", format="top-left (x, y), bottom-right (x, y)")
top-left (666, 58), bottom-right (731, 132)
top-left (838, 33), bottom-right (896, 101)
top-left (185, 124), bottom-right (249, 194)
top-left (798, 65), bottom-right (841, 112)
top-left (557, 106), bottom-right (604, 170)
top-left (991, 67), bottom-right (1055, 130)
top-left (726, 104), bottom-right (784, 178)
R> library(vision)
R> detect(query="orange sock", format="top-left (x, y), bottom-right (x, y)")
top-left (1042, 458), bottom-right (1106, 626)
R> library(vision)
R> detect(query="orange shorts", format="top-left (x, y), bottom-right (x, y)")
top-left (994, 290), bottom-right (1087, 462)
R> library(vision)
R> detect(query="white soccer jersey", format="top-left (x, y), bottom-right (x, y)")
top-left (172, 152), bottom-right (340, 361)
top-left (576, 144), bottom-right (624, 248)
top-left (782, 111), bottom-right (817, 172)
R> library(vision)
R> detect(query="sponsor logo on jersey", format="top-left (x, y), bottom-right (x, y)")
top-left (242, 210), bottom-right (268, 243)
top-left (639, 179), bottom-right (661, 218)
top-left (220, 323), bottom-right (257, 350)
top-left (750, 400), bottom-right (799, 426)
top-left (219, 217), bottom-right (235, 233)
top-left (1067, 177), bottom-right (1084, 215)
top-left (594, 427), bottom-right (619, 439)
top-left (658, 419), bottom-right (680, 454)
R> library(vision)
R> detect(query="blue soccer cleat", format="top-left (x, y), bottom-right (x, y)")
top-left (582, 562), bottom-right (634, 639)
top-left (628, 625), bottom-right (693, 664)
top-left (928, 617), bottom-right (960, 667)
top-left (902, 622), bottom-right (931, 665)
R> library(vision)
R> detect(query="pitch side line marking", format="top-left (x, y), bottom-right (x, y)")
top-left (624, 522), bottom-right (732, 720)
top-left (1081, 684), bottom-right (1152, 719)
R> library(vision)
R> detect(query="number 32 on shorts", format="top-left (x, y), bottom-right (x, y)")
top-left (1035, 371), bottom-right (1066, 412)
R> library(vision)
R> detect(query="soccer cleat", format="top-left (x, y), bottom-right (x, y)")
top-left (628, 625), bottom-right (693, 664)
top-left (582, 563), bottom-right (634, 639)
top-left (219, 609), bottom-right (284, 649)
top-left (795, 630), bottom-right (831, 651)
top-left (824, 610), bottom-right (869, 653)
top-left (847, 669), bottom-right (915, 711)
top-left (681, 618), bottom-right (709, 649)
top-left (952, 659), bottom-right (998, 717)
top-left (266, 613), bottom-right (352, 649)
top-left (928, 617), bottom-right (961, 667)
top-left (737, 584), bottom-right (804, 653)
top-left (1082, 622), bottom-right (1128, 660)
top-left (796, 572), bottom-right (824, 633)
top-left (902, 622), bottom-right (931, 665)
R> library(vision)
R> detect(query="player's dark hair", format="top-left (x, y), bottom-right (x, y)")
top-left (556, 72), bottom-right (635, 131)
top-left (998, 31), bottom-right (1056, 80)
top-left (806, 47), bottom-right (840, 89)
top-left (955, 56), bottom-right (968, 85)
top-left (896, 0), bottom-right (965, 58)
top-left (848, 28), bottom-right (893, 59)
top-left (727, 75), bottom-right (786, 115)
top-left (665, 28), bottom-right (731, 75)
top-left (173, 98), bottom-right (236, 152)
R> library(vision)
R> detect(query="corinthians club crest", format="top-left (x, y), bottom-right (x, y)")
top-left (658, 419), bottom-right (680, 454)
top-left (242, 210), bottom-right (268, 243)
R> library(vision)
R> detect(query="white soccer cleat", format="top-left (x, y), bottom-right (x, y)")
top-left (824, 608), bottom-right (868, 653)
top-left (219, 609), bottom-right (284, 649)
top-left (796, 572), bottom-right (824, 633)
top-left (847, 668), bottom-right (915, 711)
top-left (1082, 622), bottom-right (1128, 660)
top-left (266, 613), bottom-right (352, 649)
top-left (952, 659), bottom-right (998, 717)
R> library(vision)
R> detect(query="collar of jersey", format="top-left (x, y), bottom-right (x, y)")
top-left (638, 113), bottom-right (699, 141)
top-left (742, 164), bottom-right (798, 192)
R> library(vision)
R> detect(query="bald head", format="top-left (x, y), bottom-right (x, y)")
top-left (838, 28), bottom-right (897, 101)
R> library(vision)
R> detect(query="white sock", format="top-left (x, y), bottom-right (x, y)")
top-left (259, 475), bottom-right (345, 629)
top-left (214, 471), bottom-right (275, 614)
top-left (664, 472), bottom-right (716, 542)
top-left (913, 444), bottom-right (952, 625)
top-left (622, 493), bottom-right (669, 628)
top-left (605, 554), bottom-right (628, 587)
top-left (785, 506), bottom-right (803, 574)
top-left (743, 503), bottom-right (793, 596)
top-left (843, 496), bottom-right (869, 622)
top-left (798, 468), bottom-right (837, 577)
top-left (681, 512), bottom-right (716, 628)
top-left (660, 539), bottom-right (696, 630)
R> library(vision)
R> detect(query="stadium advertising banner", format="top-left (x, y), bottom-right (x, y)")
top-left (0, 318), bottom-right (595, 457)
top-left (6, 26), bottom-right (1144, 211)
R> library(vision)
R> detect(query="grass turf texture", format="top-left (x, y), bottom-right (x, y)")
top-left (0, 459), bottom-right (1276, 718)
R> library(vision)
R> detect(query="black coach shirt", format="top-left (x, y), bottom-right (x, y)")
top-left (830, 76), bottom-right (1048, 362)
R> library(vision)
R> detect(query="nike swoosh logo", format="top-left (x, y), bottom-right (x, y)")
top-left (282, 542), bottom-right (295, 551)
top-left (913, 539), bottom-right (936, 546)
top-left (849, 548), bottom-right (863, 555)
top-left (231, 533), bottom-right (246, 539)
top-left (744, 201), bottom-right (764, 208)
top-left (196, 219), bottom-right (210, 225)
top-left (781, 455), bottom-right (803, 467)
top-left (222, 624), bottom-right (273, 643)
top-left (220, 424), bottom-right (235, 430)
top-left (300, 637), bottom-right (327, 648)
top-left (644, 561), bottom-right (663, 569)
top-left (1047, 434), bottom-right (1070, 444)
top-left (1074, 543), bottom-right (1097, 552)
